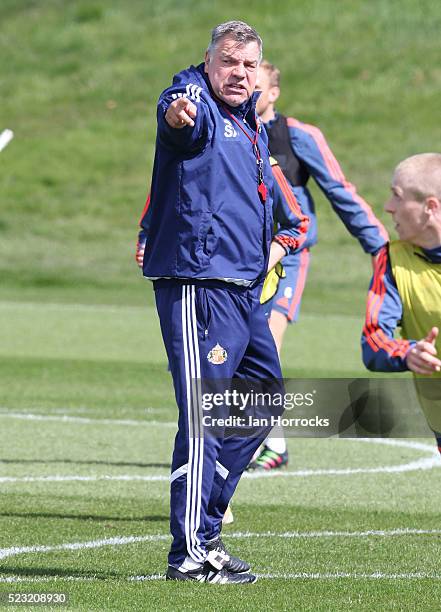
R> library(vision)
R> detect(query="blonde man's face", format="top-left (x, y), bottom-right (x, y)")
top-left (255, 67), bottom-right (279, 117)
top-left (384, 174), bottom-right (428, 244)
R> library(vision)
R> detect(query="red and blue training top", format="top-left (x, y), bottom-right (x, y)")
top-left (265, 113), bottom-right (389, 254)
top-left (362, 243), bottom-right (441, 371)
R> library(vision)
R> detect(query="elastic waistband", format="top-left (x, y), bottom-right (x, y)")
top-left (153, 278), bottom-right (263, 295)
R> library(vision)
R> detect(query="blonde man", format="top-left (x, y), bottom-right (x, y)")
top-left (248, 60), bottom-right (388, 470)
top-left (362, 153), bottom-right (441, 445)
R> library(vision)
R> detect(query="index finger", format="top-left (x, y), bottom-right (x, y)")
top-left (419, 341), bottom-right (438, 356)
top-left (177, 109), bottom-right (195, 127)
top-left (420, 351), bottom-right (441, 369)
top-left (166, 98), bottom-right (197, 128)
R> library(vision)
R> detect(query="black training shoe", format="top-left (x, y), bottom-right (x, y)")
top-left (166, 564), bottom-right (257, 584)
top-left (246, 447), bottom-right (288, 471)
top-left (205, 536), bottom-right (250, 574)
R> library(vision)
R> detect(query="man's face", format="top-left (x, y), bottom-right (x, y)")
top-left (255, 67), bottom-right (279, 117)
top-left (384, 173), bottom-right (427, 244)
top-left (204, 36), bottom-right (260, 107)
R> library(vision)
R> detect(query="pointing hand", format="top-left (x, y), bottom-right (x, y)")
top-left (165, 97), bottom-right (197, 129)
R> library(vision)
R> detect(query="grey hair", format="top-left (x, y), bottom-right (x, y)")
top-left (394, 153), bottom-right (441, 201)
top-left (207, 20), bottom-right (263, 62)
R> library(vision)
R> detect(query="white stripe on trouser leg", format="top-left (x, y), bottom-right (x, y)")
top-left (187, 285), bottom-right (204, 559)
top-left (181, 285), bottom-right (193, 560)
top-left (189, 285), bottom-right (204, 555)
top-left (181, 285), bottom-right (202, 562)
top-left (186, 285), bottom-right (199, 560)
top-left (170, 464), bottom-right (188, 484)
top-left (215, 461), bottom-right (229, 480)
top-left (181, 285), bottom-right (204, 563)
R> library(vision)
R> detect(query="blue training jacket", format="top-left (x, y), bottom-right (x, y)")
top-left (142, 63), bottom-right (276, 285)
top-left (137, 161), bottom-right (309, 265)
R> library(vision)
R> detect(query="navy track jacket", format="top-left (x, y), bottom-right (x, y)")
top-left (143, 63), bottom-right (282, 285)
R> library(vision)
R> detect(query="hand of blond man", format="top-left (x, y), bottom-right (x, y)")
top-left (406, 327), bottom-right (441, 374)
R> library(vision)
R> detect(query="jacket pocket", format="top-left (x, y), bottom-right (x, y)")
top-left (203, 223), bottom-right (217, 258)
top-left (197, 211), bottom-right (217, 264)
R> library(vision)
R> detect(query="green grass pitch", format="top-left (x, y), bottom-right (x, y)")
top-left (1, 302), bottom-right (441, 611)
top-left (2, 0), bottom-right (441, 609)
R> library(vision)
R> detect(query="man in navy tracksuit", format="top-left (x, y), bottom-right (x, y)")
top-left (142, 22), bottom-right (307, 584)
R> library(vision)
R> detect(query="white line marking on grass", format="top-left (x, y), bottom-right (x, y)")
top-left (3, 571), bottom-right (441, 583)
top-left (130, 571), bottom-right (441, 581)
top-left (2, 456), bottom-right (437, 484)
top-left (255, 571), bottom-right (441, 580)
top-left (0, 576), bottom-right (96, 583)
top-left (0, 406), bottom-right (164, 416)
top-left (0, 575), bottom-right (163, 583)
top-left (0, 413), bottom-right (437, 453)
top-left (357, 438), bottom-right (436, 452)
top-left (0, 534), bottom-right (169, 560)
top-left (127, 574), bottom-right (165, 582)
top-left (0, 439), bottom-right (439, 483)
top-left (0, 475), bottom-right (171, 483)
top-left (0, 413), bottom-right (436, 451)
top-left (242, 438), bottom-right (440, 478)
top-left (244, 455), bottom-right (440, 478)
top-left (0, 412), bottom-right (175, 428)
top-left (227, 527), bottom-right (441, 539)
top-left (1, 528), bottom-right (440, 562)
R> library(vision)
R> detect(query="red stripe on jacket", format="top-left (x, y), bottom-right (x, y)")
top-left (362, 246), bottom-right (411, 358)
top-left (138, 193), bottom-right (151, 226)
top-left (272, 164), bottom-right (309, 251)
top-left (286, 117), bottom-right (389, 243)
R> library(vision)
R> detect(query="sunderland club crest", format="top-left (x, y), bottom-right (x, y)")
top-left (207, 343), bottom-right (228, 365)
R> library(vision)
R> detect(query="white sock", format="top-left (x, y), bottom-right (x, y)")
top-left (265, 429), bottom-right (287, 454)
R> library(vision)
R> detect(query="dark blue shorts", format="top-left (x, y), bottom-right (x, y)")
top-left (272, 248), bottom-right (311, 323)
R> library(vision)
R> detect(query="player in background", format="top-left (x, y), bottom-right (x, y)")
top-left (248, 60), bottom-right (389, 470)
top-left (362, 153), bottom-right (441, 445)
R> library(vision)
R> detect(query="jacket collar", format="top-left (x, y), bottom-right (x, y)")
top-left (419, 244), bottom-right (441, 263)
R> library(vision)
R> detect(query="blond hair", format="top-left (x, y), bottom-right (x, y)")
top-left (395, 153), bottom-right (441, 201)
top-left (259, 60), bottom-right (280, 88)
